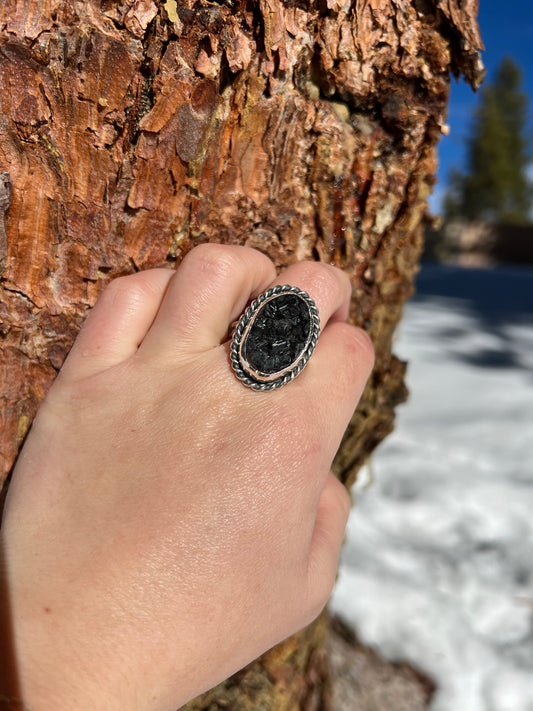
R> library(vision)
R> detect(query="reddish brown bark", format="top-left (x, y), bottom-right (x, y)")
top-left (0, 1), bottom-right (482, 707)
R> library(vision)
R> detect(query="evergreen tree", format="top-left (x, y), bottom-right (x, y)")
top-left (445, 57), bottom-right (532, 224)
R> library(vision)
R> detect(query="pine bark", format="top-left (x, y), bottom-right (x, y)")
top-left (0, 1), bottom-right (482, 708)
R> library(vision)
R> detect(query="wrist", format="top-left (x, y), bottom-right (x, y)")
top-left (0, 530), bottom-right (101, 711)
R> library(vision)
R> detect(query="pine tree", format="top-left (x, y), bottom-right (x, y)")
top-left (446, 57), bottom-right (532, 224)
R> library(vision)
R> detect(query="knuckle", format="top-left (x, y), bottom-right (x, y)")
top-left (182, 243), bottom-right (241, 282)
top-left (103, 273), bottom-right (133, 296)
top-left (103, 272), bottom-right (142, 297)
top-left (103, 272), bottom-right (160, 313)
top-left (337, 323), bottom-right (375, 373)
top-left (102, 275), bottom-right (141, 311)
top-left (329, 475), bottom-right (352, 521)
top-left (185, 242), bottom-right (227, 262)
top-left (183, 244), bottom-right (275, 287)
top-left (313, 265), bottom-right (341, 301)
top-left (291, 261), bottom-right (346, 296)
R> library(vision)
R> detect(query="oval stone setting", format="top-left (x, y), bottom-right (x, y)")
top-left (243, 293), bottom-right (311, 375)
top-left (230, 285), bottom-right (320, 391)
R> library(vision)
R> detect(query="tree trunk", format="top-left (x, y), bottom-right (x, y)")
top-left (0, 1), bottom-right (482, 708)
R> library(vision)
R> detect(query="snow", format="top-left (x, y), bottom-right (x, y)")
top-left (331, 264), bottom-right (533, 711)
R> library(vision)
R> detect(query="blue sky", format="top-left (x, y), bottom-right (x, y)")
top-left (430, 0), bottom-right (533, 215)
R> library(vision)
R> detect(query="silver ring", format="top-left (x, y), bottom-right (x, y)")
top-left (230, 285), bottom-right (320, 391)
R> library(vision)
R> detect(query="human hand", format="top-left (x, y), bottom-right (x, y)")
top-left (0, 244), bottom-right (374, 711)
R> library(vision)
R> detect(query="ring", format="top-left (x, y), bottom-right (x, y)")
top-left (230, 285), bottom-right (320, 391)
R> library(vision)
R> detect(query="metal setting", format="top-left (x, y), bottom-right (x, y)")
top-left (230, 284), bottom-right (320, 391)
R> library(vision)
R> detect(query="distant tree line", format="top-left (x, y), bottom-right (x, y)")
top-left (444, 56), bottom-right (532, 226)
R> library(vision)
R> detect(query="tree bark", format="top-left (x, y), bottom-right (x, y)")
top-left (0, 1), bottom-right (482, 707)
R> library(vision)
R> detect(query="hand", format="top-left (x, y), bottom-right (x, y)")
top-left (0, 244), bottom-right (374, 711)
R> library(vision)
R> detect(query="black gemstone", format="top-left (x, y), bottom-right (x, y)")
top-left (243, 293), bottom-right (311, 375)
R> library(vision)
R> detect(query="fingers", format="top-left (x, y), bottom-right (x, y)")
top-left (306, 472), bottom-right (351, 616)
top-left (59, 269), bottom-right (174, 381)
top-left (139, 246), bottom-right (353, 360)
top-left (139, 244), bottom-right (277, 358)
top-left (266, 261), bottom-right (373, 464)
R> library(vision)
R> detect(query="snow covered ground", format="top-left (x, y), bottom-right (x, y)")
top-left (331, 264), bottom-right (533, 711)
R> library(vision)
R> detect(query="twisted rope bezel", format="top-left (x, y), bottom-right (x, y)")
top-left (230, 284), bottom-right (320, 391)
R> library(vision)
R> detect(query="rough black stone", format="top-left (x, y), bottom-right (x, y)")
top-left (243, 293), bottom-right (311, 375)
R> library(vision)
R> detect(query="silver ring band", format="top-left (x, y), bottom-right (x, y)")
top-left (230, 285), bottom-right (320, 391)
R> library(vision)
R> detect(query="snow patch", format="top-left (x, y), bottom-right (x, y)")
top-left (332, 265), bottom-right (533, 711)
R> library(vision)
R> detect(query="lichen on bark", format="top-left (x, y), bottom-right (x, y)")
top-left (0, 0), bottom-right (482, 707)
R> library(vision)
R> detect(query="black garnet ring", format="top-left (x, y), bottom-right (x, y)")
top-left (230, 284), bottom-right (320, 391)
